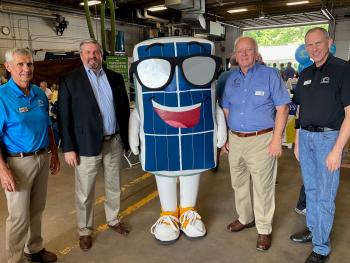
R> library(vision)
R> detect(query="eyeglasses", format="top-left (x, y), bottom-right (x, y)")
top-left (234, 48), bottom-right (256, 55)
top-left (130, 54), bottom-right (222, 91)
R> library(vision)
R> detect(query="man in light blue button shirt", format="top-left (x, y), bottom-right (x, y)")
top-left (222, 36), bottom-right (290, 251)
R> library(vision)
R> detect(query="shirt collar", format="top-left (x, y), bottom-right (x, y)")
top-left (312, 53), bottom-right (332, 73)
top-left (8, 78), bottom-right (36, 98)
top-left (84, 65), bottom-right (104, 77)
top-left (239, 62), bottom-right (258, 76)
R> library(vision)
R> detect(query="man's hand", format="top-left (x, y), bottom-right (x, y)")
top-left (64, 151), bottom-right (79, 167)
top-left (50, 152), bottom-right (60, 175)
top-left (0, 167), bottom-right (16, 192)
top-left (326, 148), bottom-right (342, 173)
top-left (221, 142), bottom-right (229, 154)
top-left (268, 138), bottom-right (282, 158)
top-left (294, 130), bottom-right (299, 161)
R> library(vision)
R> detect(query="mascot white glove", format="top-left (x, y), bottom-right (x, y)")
top-left (216, 104), bottom-right (227, 148)
top-left (129, 109), bottom-right (140, 155)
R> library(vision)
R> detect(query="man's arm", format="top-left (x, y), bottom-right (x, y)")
top-left (0, 152), bottom-right (16, 192)
top-left (48, 127), bottom-right (60, 175)
top-left (326, 105), bottom-right (350, 172)
top-left (269, 105), bottom-right (289, 158)
top-left (58, 76), bottom-right (79, 167)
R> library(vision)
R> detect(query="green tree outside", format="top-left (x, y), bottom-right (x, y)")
top-left (244, 24), bottom-right (329, 46)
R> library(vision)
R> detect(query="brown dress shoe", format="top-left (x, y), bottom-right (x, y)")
top-left (256, 234), bottom-right (272, 251)
top-left (108, 222), bottom-right (130, 236)
top-left (79, 235), bottom-right (92, 251)
top-left (227, 219), bottom-right (255, 232)
top-left (24, 248), bottom-right (57, 262)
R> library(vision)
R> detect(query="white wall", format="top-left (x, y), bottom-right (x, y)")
top-left (334, 19), bottom-right (350, 61)
top-left (0, 11), bottom-right (146, 63)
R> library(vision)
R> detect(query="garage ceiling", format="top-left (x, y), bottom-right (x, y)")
top-left (3, 0), bottom-right (350, 29)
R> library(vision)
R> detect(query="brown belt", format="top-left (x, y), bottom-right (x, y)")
top-left (7, 148), bottom-right (47, 158)
top-left (231, 128), bottom-right (273, 138)
top-left (103, 131), bottom-right (119, 141)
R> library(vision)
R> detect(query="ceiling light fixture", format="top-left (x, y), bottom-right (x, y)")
top-left (147, 5), bottom-right (167, 12)
top-left (79, 1), bottom-right (101, 6)
top-left (227, 8), bottom-right (248, 14)
top-left (286, 1), bottom-right (310, 6)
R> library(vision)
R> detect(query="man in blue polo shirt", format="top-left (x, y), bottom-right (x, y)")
top-left (222, 36), bottom-right (290, 251)
top-left (0, 48), bottom-right (59, 263)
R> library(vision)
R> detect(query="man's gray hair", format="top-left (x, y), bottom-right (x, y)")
top-left (234, 36), bottom-right (259, 52)
top-left (5, 48), bottom-right (33, 63)
top-left (305, 27), bottom-right (330, 40)
top-left (79, 39), bottom-right (103, 54)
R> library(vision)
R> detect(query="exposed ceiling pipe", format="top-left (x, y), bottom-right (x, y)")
top-left (0, 3), bottom-right (56, 19)
top-left (136, 9), bottom-right (168, 24)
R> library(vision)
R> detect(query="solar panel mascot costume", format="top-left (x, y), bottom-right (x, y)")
top-left (129, 37), bottom-right (227, 243)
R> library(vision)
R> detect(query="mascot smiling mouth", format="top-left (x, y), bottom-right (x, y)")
top-left (152, 100), bottom-right (201, 128)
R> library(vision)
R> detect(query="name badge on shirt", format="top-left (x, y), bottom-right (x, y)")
top-left (19, 107), bottom-right (28, 113)
top-left (303, 80), bottom-right (312, 85)
top-left (320, 77), bottom-right (330, 84)
top-left (255, 91), bottom-right (264, 96)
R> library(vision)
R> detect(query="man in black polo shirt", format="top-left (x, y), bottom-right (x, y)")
top-left (291, 27), bottom-right (350, 263)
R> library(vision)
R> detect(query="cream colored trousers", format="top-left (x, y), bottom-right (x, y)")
top-left (228, 131), bottom-right (277, 235)
top-left (5, 153), bottom-right (49, 263)
top-left (75, 134), bottom-right (123, 236)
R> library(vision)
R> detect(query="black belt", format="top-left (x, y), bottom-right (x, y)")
top-left (301, 125), bottom-right (337, 132)
top-left (230, 128), bottom-right (273, 137)
top-left (7, 148), bottom-right (47, 158)
top-left (103, 131), bottom-right (119, 141)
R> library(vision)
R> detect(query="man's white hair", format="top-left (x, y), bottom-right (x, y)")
top-left (5, 48), bottom-right (33, 63)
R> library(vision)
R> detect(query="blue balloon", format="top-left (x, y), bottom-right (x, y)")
top-left (295, 44), bottom-right (310, 64)
top-left (329, 43), bottom-right (336, 55)
top-left (298, 63), bottom-right (305, 73)
top-left (298, 60), bottom-right (313, 73)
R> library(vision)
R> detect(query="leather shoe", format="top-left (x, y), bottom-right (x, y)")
top-left (290, 229), bottom-right (312, 243)
top-left (227, 219), bottom-right (255, 232)
top-left (256, 234), bottom-right (272, 251)
top-left (24, 248), bottom-right (57, 262)
top-left (108, 222), bottom-right (130, 236)
top-left (79, 235), bottom-right (92, 251)
top-left (305, 251), bottom-right (329, 263)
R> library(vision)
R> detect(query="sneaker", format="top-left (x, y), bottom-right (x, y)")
top-left (180, 209), bottom-right (206, 239)
top-left (295, 207), bottom-right (306, 216)
top-left (151, 215), bottom-right (180, 244)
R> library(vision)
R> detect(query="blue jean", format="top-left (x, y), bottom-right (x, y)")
top-left (299, 129), bottom-right (340, 256)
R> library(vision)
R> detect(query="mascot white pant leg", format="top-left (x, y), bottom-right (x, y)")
top-left (129, 37), bottom-right (227, 244)
top-left (150, 174), bottom-right (205, 243)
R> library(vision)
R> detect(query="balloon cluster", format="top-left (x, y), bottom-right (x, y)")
top-left (294, 43), bottom-right (336, 72)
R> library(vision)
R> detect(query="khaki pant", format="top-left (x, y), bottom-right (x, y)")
top-left (75, 134), bottom-right (123, 236)
top-left (5, 153), bottom-right (49, 263)
top-left (228, 131), bottom-right (277, 235)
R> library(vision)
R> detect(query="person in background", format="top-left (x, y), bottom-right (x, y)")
top-left (50, 83), bottom-right (58, 104)
top-left (222, 36), bottom-right (290, 251)
top-left (285, 62), bottom-right (296, 80)
top-left (0, 48), bottom-right (59, 263)
top-left (291, 27), bottom-right (350, 263)
top-left (279, 63), bottom-right (286, 81)
top-left (40, 81), bottom-right (52, 100)
top-left (58, 39), bottom-right (130, 251)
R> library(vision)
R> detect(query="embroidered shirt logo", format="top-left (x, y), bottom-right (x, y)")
top-left (37, 99), bottom-right (45, 106)
top-left (320, 77), bottom-right (330, 84)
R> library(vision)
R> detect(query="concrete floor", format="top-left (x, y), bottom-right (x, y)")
top-left (1, 148), bottom-right (349, 263)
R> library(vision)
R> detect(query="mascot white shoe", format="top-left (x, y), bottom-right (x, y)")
top-left (129, 37), bottom-right (227, 244)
